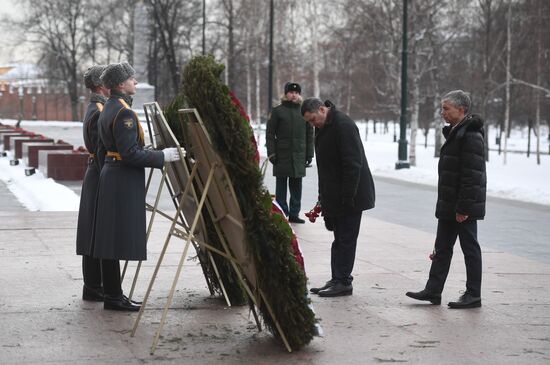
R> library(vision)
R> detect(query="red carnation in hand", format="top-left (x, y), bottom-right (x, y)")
top-left (305, 203), bottom-right (322, 223)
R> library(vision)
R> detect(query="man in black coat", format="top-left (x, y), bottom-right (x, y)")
top-left (301, 98), bottom-right (375, 297)
top-left (406, 90), bottom-right (487, 309)
top-left (76, 65), bottom-right (109, 302)
top-left (92, 62), bottom-right (181, 311)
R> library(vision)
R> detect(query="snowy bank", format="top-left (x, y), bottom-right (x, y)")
top-left (1, 118), bottom-right (549, 211)
top-left (0, 151), bottom-right (80, 211)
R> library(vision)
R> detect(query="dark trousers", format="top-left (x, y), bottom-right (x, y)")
top-left (82, 255), bottom-right (101, 289)
top-left (101, 259), bottom-right (122, 297)
top-left (331, 211), bottom-right (363, 285)
top-left (275, 176), bottom-right (302, 218)
top-left (425, 219), bottom-right (482, 297)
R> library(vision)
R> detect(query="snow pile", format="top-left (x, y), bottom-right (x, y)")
top-left (257, 121), bottom-right (550, 206)
top-left (0, 151), bottom-right (80, 211)
top-left (358, 123), bottom-right (550, 206)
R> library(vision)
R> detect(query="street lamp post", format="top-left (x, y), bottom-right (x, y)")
top-left (202, 0), bottom-right (206, 55)
top-left (267, 0), bottom-right (274, 118)
top-left (396, 0), bottom-right (410, 169)
top-left (79, 95), bottom-right (86, 122)
top-left (17, 87), bottom-right (24, 128)
top-left (32, 94), bottom-right (37, 121)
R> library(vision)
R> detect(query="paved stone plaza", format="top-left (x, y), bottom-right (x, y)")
top-left (1, 181), bottom-right (549, 364)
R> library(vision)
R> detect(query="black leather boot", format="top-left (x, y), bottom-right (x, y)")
top-left (318, 282), bottom-right (353, 297)
top-left (82, 285), bottom-right (104, 302)
top-left (104, 294), bottom-right (141, 311)
top-left (448, 293), bottom-right (481, 309)
top-left (405, 289), bottom-right (442, 305)
top-left (310, 279), bottom-right (335, 294)
top-left (289, 216), bottom-right (305, 224)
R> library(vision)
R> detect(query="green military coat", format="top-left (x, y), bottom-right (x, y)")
top-left (266, 98), bottom-right (314, 178)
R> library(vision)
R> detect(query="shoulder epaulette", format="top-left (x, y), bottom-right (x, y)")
top-left (118, 98), bottom-right (131, 110)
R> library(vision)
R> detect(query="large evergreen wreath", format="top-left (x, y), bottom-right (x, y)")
top-left (165, 92), bottom-right (248, 306)
top-left (165, 55), bottom-right (316, 350)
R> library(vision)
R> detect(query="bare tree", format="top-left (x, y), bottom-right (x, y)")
top-left (503, 0), bottom-right (512, 164)
top-left (407, 0), bottom-right (458, 165)
top-left (147, 0), bottom-right (202, 100)
top-left (18, 0), bottom-right (89, 121)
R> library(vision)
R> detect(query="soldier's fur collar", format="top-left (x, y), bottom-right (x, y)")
top-left (280, 94), bottom-right (303, 104)
top-left (90, 93), bottom-right (107, 104)
top-left (110, 90), bottom-right (133, 107)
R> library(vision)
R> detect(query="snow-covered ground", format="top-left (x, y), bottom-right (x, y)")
top-left (1, 118), bottom-right (549, 211)
top-left (0, 149), bottom-right (80, 211)
top-left (356, 123), bottom-right (550, 206)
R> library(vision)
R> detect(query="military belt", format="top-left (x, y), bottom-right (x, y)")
top-left (106, 151), bottom-right (122, 160)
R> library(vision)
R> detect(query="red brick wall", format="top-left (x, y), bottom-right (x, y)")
top-left (0, 85), bottom-right (82, 121)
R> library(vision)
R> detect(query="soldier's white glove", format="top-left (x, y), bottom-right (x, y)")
top-left (162, 147), bottom-right (181, 163)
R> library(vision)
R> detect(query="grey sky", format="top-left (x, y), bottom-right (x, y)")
top-left (0, 0), bottom-right (31, 64)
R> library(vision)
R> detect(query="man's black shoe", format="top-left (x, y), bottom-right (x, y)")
top-left (310, 279), bottom-right (335, 294)
top-left (289, 216), bottom-right (305, 224)
top-left (123, 295), bottom-right (142, 305)
top-left (104, 295), bottom-right (141, 312)
top-left (448, 293), bottom-right (481, 309)
top-left (318, 282), bottom-right (353, 297)
top-left (405, 289), bottom-right (441, 305)
top-left (82, 285), bottom-right (104, 302)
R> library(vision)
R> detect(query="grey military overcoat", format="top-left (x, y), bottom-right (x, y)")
top-left (76, 94), bottom-right (106, 256)
top-left (92, 91), bottom-right (164, 261)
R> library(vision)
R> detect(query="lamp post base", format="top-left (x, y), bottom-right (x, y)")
top-left (395, 160), bottom-right (410, 169)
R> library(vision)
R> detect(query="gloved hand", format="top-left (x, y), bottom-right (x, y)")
top-left (305, 157), bottom-right (312, 167)
top-left (162, 147), bottom-right (181, 163)
top-left (269, 156), bottom-right (277, 165)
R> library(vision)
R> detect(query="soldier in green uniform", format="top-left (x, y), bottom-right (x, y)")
top-left (266, 82), bottom-right (314, 223)
top-left (92, 62), bottom-right (181, 311)
top-left (76, 65), bottom-right (109, 302)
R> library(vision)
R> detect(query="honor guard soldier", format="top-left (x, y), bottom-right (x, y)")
top-left (266, 82), bottom-right (314, 223)
top-left (76, 65), bottom-right (109, 302)
top-left (92, 62), bottom-right (181, 311)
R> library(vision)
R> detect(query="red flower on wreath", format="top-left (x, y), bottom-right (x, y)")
top-left (228, 90), bottom-right (260, 164)
top-left (228, 90), bottom-right (305, 273)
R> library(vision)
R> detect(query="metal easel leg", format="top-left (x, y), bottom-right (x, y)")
top-left (150, 237), bottom-right (191, 354)
top-left (121, 261), bottom-right (128, 283)
top-left (150, 165), bottom-right (215, 354)
top-left (128, 167), bottom-right (168, 300)
top-left (259, 289), bottom-right (292, 353)
top-left (207, 251), bottom-right (232, 307)
top-left (132, 165), bottom-right (198, 338)
top-left (205, 209), bottom-right (262, 331)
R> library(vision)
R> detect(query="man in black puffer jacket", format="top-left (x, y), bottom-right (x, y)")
top-left (407, 90), bottom-right (487, 309)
